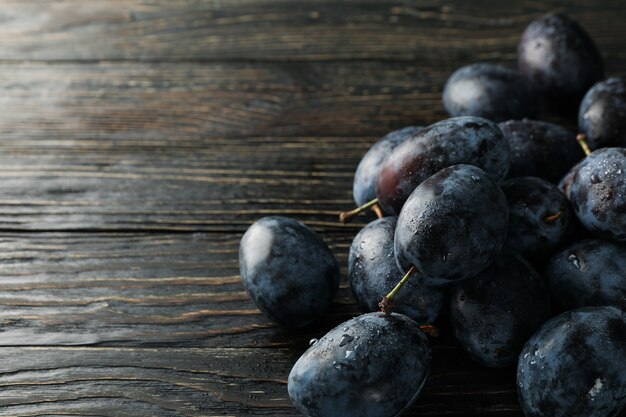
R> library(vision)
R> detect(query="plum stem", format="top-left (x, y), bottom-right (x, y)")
top-left (371, 203), bottom-right (384, 219)
top-left (544, 211), bottom-right (563, 224)
top-left (419, 325), bottom-right (439, 337)
top-left (577, 133), bottom-right (591, 156)
top-left (339, 198), bottom-right (379, 224)
top-left (379, 265), bottom-right (417, 314)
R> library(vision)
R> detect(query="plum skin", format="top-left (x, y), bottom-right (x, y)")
top-left (451, 250), bottom-right (551, 368)
top-left (353, 126), bottom-right (422, 207)
top-left (517, 306), bottom-right (626, 417)
top-left (544, 239), bottom-right (626, 312)
top-left (517, 13), bottom-right (604, 102)
top-left (499, 119), bottom-right (584, 183)
top-left (349, 217), bottom-right (443, 324)
top-left (443, 63), bottom-right (539, 122)
top-left (578, 77), bottom-right (626, 150)
top-left (501, 176), bottom-right (573, 264)
top-left (239, 216), bottom-right (340, 329)
top-left (394, 164), bottom-right (508, 286)
top-left (568, 148), bottom-right (626, 242)
top-left (376, 116), bottom-right (509, 215)
top-left (288, 312), bottom-right (430, 417)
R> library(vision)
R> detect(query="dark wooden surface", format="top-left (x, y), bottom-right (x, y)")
top-left (0, 1), bottom-right (624, 415)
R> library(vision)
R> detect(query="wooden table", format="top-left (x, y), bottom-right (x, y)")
top-left (0, 1), bottom-right (623, 415)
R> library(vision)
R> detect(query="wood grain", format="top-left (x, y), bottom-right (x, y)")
top-left (0, 61), bottom-right (441, 232)
top-left (0, 60), bottom-right (594, 232)
top-left (0, 0), bottom-right (622, 64)
top-left (0, 346), bottom-right (523, 416)
top-left (0, 232), bottom-right (360, 347)
top-left (0, 61), bottom-right (449, 140)
top-left (0, 0), bottom-right (624, 415)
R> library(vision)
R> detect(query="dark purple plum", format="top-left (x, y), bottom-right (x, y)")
top-left (349, 217), bottom-right (443, 324)
top-left (568, 148), bottom-right (626, 242)
top-left (545, 239), bottom-right (626, 311)
top-left (353, 126), bottom-right (423, 207)
top-left (499, 119), bottom-right (584, 183)
top-left (395, 164), bottom-right (508, 286)
top-left (376, 116), bottom-right (510, 214)
top-left (579, 77), bottom-right (626, 150)
top-left (443, 63), bottom-right (539, 122)
top-left (451, 250), bottom-right (551, 368)
top-left (517, 306), bottom-right (626, 417)
top-left (501, 177), bottom-right (573, 264)
top-left (518, 13), bottom-right (604, 103)
top-left (239, 216), bottom-right (339, 328)
top-left (288, 312), bottom-right (430, 417)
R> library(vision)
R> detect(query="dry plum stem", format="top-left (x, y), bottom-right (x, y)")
top-left (419, 325), bottom-right (439, 337)
top-left (339, 198), bottom-right (379, 224)
top-left (379, 265), bottom-right (417, 314)
top-left (371, 203), bottom-right (384, 219)
top-left (577, 133), bottom-right (591, 156)
top-left (544, 211), bottom-right (563, 224)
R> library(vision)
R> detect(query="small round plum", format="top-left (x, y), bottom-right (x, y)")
top-left (499, 119), bottom-right (584, 183)
top-left (568, 148), bottom-right (626, 242)
top-left (451, 250), bottom-right (551, 368)
top-left (394, 164), bottom-right (508, 285)
top-left (545, 239), bottom-right (626, 312)
top-left (443, 63), bottom-right (539, 122)
top-left (518, 13), bottom-right (604, 102)
top-left (288, 312), bottom-right (430, 417)
top-left (501, 176), bottom-right (573, 263)
top-left (239, 216), bottom-right (340, 328)
top-left (579, 77), bottom-right (626, 150)
top-left (517, 306), bottom-right (626, 417)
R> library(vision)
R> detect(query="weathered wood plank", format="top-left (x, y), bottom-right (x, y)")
top-left (0, 346), bottom-right (524, 416)
top-left (0, 232), bottom-right (364, 346)
top-left (0, 61), bottom-right (442, 232)
top-left (0, 137), bottom-right (376, 232)
top-left (0, 61), bottom-right (450, 140)
top-left (0, 60), bottom-right (594, 232)
top-left (0, 0), bottom-right (622, 64)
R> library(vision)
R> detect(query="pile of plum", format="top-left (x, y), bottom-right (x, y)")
top-left (239, 13), bottom-right (626, 417)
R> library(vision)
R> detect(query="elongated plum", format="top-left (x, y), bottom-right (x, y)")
top-left (517, 306), bottom-right (626, 417)
top-left (395, 164), bottom-right (508, 285)
top-left (377, 116), bottom-right (510, 214)
top-left (353, 126), bottom-right (422, 207)
top-left (568, 148), bottom-right (626, 242)
top-left (545, 239), bottom-right (626, 311)
top-left (443, 63), bottom-right (539, 122)
top-left (288, 312), bottom-right (430, 417)
top-left (518, 13), bottom-right (604, 102)
top-left (499, 119), bottom-right (584, 183)
top-left (239, 216), bottom-right (340, 328)
top-left (349, 217), bottom-right (443, 324)
top-left (451, 250), bottom-right (551, 368)
top-left (579, 77), bottom-right (626, 150)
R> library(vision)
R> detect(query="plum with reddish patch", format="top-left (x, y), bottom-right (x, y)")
top-left (376, 117), bottom-right (509, 215)
top-left (353, 126), bottom-right (422, 208)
